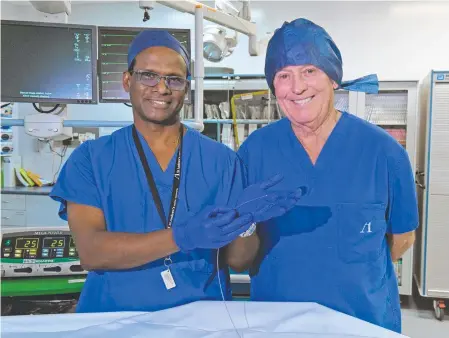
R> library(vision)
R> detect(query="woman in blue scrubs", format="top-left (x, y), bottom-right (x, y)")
top-left (228, 19), bottom-right (418, 333)
top-left (50, 30), bottom-right (300, 313)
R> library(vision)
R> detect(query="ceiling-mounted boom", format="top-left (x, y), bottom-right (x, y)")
top-left (157, 0), bottom-right (256, 36)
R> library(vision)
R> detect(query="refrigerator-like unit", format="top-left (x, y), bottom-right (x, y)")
top-left (415, 70), bottom-right (449, 320)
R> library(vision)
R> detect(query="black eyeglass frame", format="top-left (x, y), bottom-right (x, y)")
top-left (129, 70), bottom-right (189, 91)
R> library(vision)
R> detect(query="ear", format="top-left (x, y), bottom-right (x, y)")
top-left (332, 81), bottom-right (339, 90)
top-left (123, 72), bottom-right (131, 93)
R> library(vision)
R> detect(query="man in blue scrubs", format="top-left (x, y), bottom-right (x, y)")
top-left (50, 30), bottom-right (301, 313)
top-left (227, 19), bottom-right (418, 333)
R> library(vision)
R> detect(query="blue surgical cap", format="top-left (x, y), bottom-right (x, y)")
top-left (127, 30), bottom-right (191, 77)
top-left (265, 18), bottom-right (378, 94)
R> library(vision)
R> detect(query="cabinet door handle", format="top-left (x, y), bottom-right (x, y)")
top-left (2, 200), bottom-right (10, 204)
top-left (2, 216), bottom-right (10, 220)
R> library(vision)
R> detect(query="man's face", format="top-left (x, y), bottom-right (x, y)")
top-left (273, 65), bottom-right (338, 126)
top-left (123, 46), bottom-right (188, 125)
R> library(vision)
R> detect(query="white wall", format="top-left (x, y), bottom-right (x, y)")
top-left (2, 0), bottom-right (449, 178)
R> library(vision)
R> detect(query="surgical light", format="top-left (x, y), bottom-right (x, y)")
top-left (214, 0), bottom-right (239, 17)
top-left (203, 26), bottom-right (237, 63)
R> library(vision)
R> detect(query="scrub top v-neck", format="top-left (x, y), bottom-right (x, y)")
top-left (279, 111), bottom-right (348, 187)
top-left (134, 126), bottom-right (180, 186)
top-left (50, 124), bottom-right (247, 313)
top-left (237, 112), bottom-right (418, 333)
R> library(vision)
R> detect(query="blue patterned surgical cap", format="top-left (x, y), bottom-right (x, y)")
top-left (128, 30), bottom-right (191, 77)
top-left (265, 18), bottom-right (378, 95)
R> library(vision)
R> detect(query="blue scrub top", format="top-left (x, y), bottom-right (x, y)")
top-left (50, 125), bottom-right (246, 313)
top-left (237, 112), bottom-right (418, 333)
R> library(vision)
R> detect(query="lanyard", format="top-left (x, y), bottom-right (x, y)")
top-left (132, 124), bottom-right (183, 231)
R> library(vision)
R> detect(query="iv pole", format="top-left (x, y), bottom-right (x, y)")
top-left (193, 4), bottom-right (205, 132)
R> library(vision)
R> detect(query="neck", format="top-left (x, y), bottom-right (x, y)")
top-left (292, 108), bottom-right (340, 142)
top-left (134, 118), bottom-right (182, 147)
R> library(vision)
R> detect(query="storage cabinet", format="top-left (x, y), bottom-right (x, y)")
top-left (1, 194), bottom-right (68, 229)
top-left (1, 209), bottom-right (26, 227)
top-left (25, 195), bottom-right (67, 228)
top-left (415, 71), bottom-right (449, 318)
top-left (1, 194), bottom-right (26, 211)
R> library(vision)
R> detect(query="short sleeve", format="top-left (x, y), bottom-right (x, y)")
top-left (49, 142), bottom-right (102, 221)
top-left (386, 146), bottom-right (419, 234)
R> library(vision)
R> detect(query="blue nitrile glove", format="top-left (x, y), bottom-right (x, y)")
top-left (235, 174), bottom-right (307, 223)
top-left (173, 206), bottom-right (254, 252)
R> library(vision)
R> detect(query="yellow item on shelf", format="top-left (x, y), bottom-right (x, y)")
top-left (26, 170), bottom-right (43, 187)
top-left (230, 90), bottom-right (269, 150)
top-left (19, 168), bottom-right (35, 187)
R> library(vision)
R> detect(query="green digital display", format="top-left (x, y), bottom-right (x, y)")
top-left (43, 237), bottom-right (65, 248)
top-left (15, 238), bottom-right (39, 250)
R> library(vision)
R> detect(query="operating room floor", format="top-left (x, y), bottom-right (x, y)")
top-left (401, 289), bottom-right (449, 338)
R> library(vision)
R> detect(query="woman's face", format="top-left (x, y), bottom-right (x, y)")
top-left (273, 65), bottom-right (338, 127)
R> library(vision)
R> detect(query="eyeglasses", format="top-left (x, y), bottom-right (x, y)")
top-left (129, 70), bottom-right (188, 91)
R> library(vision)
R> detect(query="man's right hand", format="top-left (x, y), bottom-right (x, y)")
top-left (235, 174), bottom-right (307, 223)
top-left (172, 207), bottom-right (254, 252)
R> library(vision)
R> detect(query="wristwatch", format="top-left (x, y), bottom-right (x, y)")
top-left (239, 222), bottom-right (257, 238)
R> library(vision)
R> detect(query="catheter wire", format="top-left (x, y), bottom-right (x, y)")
top-left (235, 195), bottom-right (269, 210)
top-left (217, 247), bottom-right (244, 338)
top-left (216, 195), bottom-right (276, 338)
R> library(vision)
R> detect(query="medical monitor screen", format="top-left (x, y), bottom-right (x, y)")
top-left (1, 20), bottom-right (98, 104)
top-left (98, 27), bottom-right (191, 103)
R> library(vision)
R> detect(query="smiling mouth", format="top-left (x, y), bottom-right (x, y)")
top-left (147, 99), bottom-right (170, 107)
top-left (293, 96), bottom-right (314, 106)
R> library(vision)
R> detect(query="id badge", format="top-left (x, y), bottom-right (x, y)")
top-left (161, 268), bottom-right (176, 290)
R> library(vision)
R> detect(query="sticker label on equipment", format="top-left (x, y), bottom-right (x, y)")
top-left (437, 74), bottom-right (444, 80)
top-left (23, 259), bottom-right (36, 264)
top-left (241, 94), bottom-right (253, 100)
top-left (68, 279), bottom-right (86, 284)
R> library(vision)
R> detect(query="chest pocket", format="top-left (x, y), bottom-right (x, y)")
top-left (336, 203), bottom-right (387, 264)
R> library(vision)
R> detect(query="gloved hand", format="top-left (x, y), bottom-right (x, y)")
top-left (173, 206), bottom-right (254, 252)
top-left (235, 174), bottom-right (307, 224)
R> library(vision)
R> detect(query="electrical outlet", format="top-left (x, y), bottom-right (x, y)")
top-left (73, 127), bottom-right (99, 142)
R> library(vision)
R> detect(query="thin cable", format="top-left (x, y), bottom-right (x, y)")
top-left (45, 140), bottom-right (68, 184)
top-left (53, 105), bottom-right (66, 115)
top-left (234, 194), bottom-right (269, 210)
top-left (215, 194), bottom-right (272, 338)
top-left (217, 248), bottom-right (243, 338)
top-left (52, 146), bottom-right (67, 184)
top-left (32, 103), bottom-right (60, 114)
